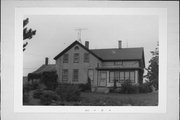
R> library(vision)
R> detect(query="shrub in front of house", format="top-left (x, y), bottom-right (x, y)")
top-left (78, 84), bottom-right (90, 92)
top-left (23, 92), bottom-right (29, 105)
top-left (139, 82), bottom-right (153, 93)
top-left (56, 83), bottom-right (81, 102)
top-left (120, 80), bottom-right (139, 94)
top-left (79, 78), bottom-right (91, 92)
top-left (23, 84), bottom-right (31, 104)
top-left (23, 84), bottom-right (31, 93)
top-left (109, 87), bottom-right (121, 93)
top-left (41, 71), bottom-right (58, 90)
top-left (23, 82), bottom-right (40, 92)
top-left (40, 90), bottom-right (60, 105)
top-left (31, 82), bottom-right (40, 90)
top-left (79, 77), bottom-right (91, 92)
top-left (33, 89), bottom-right (43, 99)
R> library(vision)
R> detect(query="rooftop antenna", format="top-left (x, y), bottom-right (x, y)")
top-left (74, 28), bottom-right (88, 43)
top-left (126, 39), bottom-right (128, 48)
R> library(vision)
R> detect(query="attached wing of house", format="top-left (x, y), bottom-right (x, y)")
top-left (27, 58), bottom-right (56, 83)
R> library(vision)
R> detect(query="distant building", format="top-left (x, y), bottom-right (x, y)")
top-left (54, 40), bottom-right (145, 89)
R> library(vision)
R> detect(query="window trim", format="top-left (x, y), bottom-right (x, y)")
top-left (62, 69), bottom-right (68, 82)
top-left (73, 53), bottom-right (80, 63)
top-left (109, 71), bottom-right (115, 83)
top-left (74, 46), bottom-right (79, 51)
top-left (109, 71), bottom-right (135, 83)
top-left (72, 69), bottom-right (79, 82)
top-left (114, 61), bottom-right (123, 66)
top-left (63, 54), bottom-right (69, 63)
top-left (84, 53), bottom-right (90, 63)
top-left (99, 71), bottom-right (107, 86)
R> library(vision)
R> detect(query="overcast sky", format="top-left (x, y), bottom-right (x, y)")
top-left (23, 15), bottom-right (158, 76)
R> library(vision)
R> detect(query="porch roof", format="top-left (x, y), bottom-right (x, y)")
top-left (96, 66), bottom-right (143, 70)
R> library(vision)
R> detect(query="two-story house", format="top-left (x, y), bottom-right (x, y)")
top-left (54, 40), bottom-right (145, 90)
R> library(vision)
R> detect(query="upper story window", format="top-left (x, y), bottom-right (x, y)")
top-left (84, 53), bottom-right (89, 63)
top-left (114, 61), bottom-right (123, 65)
top-left (63, 54), bottom-right (69, 63)
top-left (73, 53), bottom-right (79, 63)
top-left (74, 46), bottom-right (79, 51)
top-left (62, 69), bottom-right (68, 82)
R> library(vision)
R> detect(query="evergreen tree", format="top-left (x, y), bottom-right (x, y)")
top-left (145, 42), bottom-right (159, 90)
top-left (23, 18), bottom-right (36, 51)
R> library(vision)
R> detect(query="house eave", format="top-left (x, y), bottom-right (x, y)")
top-left (96, 67), bottom-right (144, 71)
top-left (101, 59), bottom-right (142, 62)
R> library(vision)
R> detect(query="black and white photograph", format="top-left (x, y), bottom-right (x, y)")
top-left (1, 1), bottom-right (179, 120)
top-left (23, 14), bottom-right (159, 106)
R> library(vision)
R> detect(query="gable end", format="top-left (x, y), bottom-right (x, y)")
top-left (54, 41), bottom-right (103, 61)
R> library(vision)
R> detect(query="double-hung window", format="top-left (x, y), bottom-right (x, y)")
top-left (62, 69), bottom-right (68, 82)
top-left (84, 53), bottom-right (89, 63)
top-left (119, 72), bottom-right (124, 83)
top-left (73, 53), bottom-right (79, 63)
top-left (109, 72), bottom-right (115, 83)
top-left (114, 71), bottom-right (120, 82)
top-left (63, 54), bottom-right (68, 63)
top-left (73, 69), bottom-right (79, 82)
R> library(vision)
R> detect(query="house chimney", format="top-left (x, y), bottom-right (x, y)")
top-left (118, 40), bottom-right (122, 49)
top-left (85, 41), bottom-right (89, 49)
top-left (45, 57), bottom-right (48, 65)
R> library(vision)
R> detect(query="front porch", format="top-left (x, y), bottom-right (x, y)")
top-left (96, 69), bottom-right (141, 88)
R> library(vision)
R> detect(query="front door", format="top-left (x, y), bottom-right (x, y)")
top-left (99, 71), bottom-right (107, 86)
top-left (88, 69), bottom-right (94, 86)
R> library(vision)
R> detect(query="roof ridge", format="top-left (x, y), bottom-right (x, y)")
top-left (90, 47), bottom-right (144, 50)
top-left (42, 64), bottom-right (55, 65)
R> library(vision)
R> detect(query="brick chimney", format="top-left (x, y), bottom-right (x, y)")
top-left (45, 57), bottom-right (48, 65)
top-left (118, 40), bottom-right (122, 49)
top-left (85, 41), bottom-right (89, 49)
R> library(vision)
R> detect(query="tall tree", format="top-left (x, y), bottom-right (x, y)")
top-left (145, 42), bottom-right (159, 90)
top-left (23, 18), bottom-right (36, 51)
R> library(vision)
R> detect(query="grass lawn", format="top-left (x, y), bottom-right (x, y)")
top-left (79, 92), bottom-right (158, 106)
top-left (26, 91), bottom-right (158, 106)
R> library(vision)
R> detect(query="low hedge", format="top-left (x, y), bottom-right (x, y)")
top-left (120, 80), bottom-right (139, 94)
top-left (139, 82), bottom-right (152, 93)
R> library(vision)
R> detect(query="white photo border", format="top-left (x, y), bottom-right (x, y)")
top-left (14, 7), bottom-right (167, 113)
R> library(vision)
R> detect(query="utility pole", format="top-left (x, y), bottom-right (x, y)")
top-left (74, 28), bottom-right (87, 43)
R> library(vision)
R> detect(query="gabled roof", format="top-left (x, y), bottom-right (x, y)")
top-left (54, 41), bottom-right (102, 60)
top-left (32, 64), bottom-right (56, 74)
top-left (54, 41), bottom-right (145, 67)
top-left (91, 48), bottom-right (144, 61)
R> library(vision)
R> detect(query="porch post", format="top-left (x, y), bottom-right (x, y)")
top-left (106, 71), bottom-right (109, 87)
